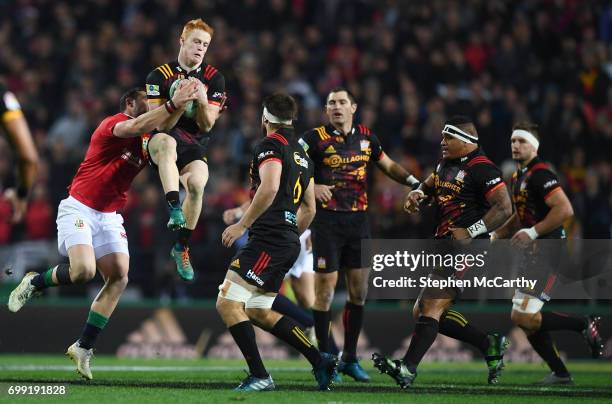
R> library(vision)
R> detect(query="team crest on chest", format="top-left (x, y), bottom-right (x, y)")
top-left (360, 140), bottom-right (370, 151)
top-left (455, 170), bottom-right (466, 182)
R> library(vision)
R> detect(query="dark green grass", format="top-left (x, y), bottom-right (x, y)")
top-left (0, 356), bottom-right (611, 403)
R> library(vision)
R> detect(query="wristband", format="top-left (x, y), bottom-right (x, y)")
top-left (164, 100), bottom-right (177, 114)
top-left (406, 175), bottom-right (420, 188)
top-left (16, 185), bottom-right (29, 199)
top-left (467, 219), bottom-right (488, 238)
top-left (519, 226), bottom-right (539, 240)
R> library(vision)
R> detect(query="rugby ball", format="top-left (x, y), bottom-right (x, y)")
top-left (169, 79), bottom-right (197, 118)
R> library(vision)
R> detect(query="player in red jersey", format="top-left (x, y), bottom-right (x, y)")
top-left (7, 82), bottom-right (197, 380)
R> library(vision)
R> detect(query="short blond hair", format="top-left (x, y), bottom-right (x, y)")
top-left (181, 18), bottom-right (214, 40)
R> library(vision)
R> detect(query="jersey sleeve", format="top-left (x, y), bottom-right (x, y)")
top-left (1, 90), bottom-right (24, 124)
top-left (253, 138), bottom-right (283, 170)
top-left (369, 133), bottom-right (385, 161)
top-left (145, 69), bottom-right (167, 102)
top-left (530, 169), bottom-right (562, 201)
top-left (101, 114), bottom-right (129, 137)
top-left (206, 71), bottom-right (226, 106)
top-left (470, 162), bottom-right (506, 199)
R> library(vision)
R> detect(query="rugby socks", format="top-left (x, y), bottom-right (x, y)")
top-left (272, 294), bottom-right (314, 327)
top-left (270, 316), bottom-right (321, 367)
top-left (439, 310), bottom-right (489, 354)
top-left (78, 311), bottom-right (109, 350)
top-left (402, 316), bottom-right (439, 372)
top-left (228, 321), bottom-right (268, 378)
top-left (342, 302), bottom-right (364, 362)
top-left (31, 264), bottom-right (72, 290)
top-left (176, 228), bottom-right (192, 250)
top-left (313, 309), bottom-right (332, 353)
top-left (527, 330), bottom-right (570, 377)
top-left (165, 191), bottom-right (180, 209)
top-left (540, 311), bottom-right (587, 333)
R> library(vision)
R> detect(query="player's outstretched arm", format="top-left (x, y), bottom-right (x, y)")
top-left (3, 108), bottom-right (38, 223)
top-left (297, 178), bottom-right (316, 235)
top-left (114, 82), bottom-right (198, 138)
top-left (376, 154), bottom-right (420, 188)
top-left (222, 160), bottom-right (282, 247)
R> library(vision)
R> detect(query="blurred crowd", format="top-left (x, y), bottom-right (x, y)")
top-left (0, 0), bottom-right (610, 299)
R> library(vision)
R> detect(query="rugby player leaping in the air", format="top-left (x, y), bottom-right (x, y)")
top-left (145, 18), bottom-right (227, 281)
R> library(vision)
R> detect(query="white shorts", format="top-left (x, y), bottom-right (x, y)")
top-left (511, 289), bottom-right (545, 314)
top-left (218, 279), bottom-right (276, 309)
top-left (286, 229), bottom-right (314, 279)
top-left (56, 196), bottom-right (129, 259)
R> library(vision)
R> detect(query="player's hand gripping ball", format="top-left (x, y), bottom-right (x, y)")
top-left (169, 79), bottom-right (198, 118)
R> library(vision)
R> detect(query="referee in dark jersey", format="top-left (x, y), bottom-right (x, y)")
top-left (300, 87), bottom-right (420, 382)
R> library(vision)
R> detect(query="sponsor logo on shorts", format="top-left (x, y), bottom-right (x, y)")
top-left (317, 257), bottom-right (326, 270)
top-left (75, 219), bottom-right (85, 229)
top-left (246, 270), bottom-right (264, 286)
top-left (231, 258), bottom-right (240, 268)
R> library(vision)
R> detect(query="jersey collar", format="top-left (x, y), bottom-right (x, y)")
top-left (519, 156), bottom-right (541, 175)
top-left (274, 127), bottom-right (295, 138)
top-left (452, 147), bottom-right (482, 164)
top-left (177, 60), bottom-right (202, 74)
top-left (326, 124), bottom-right (355, 137)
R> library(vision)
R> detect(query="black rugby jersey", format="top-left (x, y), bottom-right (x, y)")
top-left (145, 61), bottom-right (225, 137)
top-left (299, 124), bottom-right (384, 212)
top-left (249, 128), bottom-right (314, 240)
top-left (511, 157), bottom-right (564, 238)
top-left (433, 148), bottom-right (506, 238)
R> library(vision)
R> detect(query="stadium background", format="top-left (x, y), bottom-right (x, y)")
top-left (0, 0), bottom-right (610, 359)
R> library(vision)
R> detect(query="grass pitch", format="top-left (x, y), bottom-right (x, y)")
top-left (0, 356), bottom-right (611, 403)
